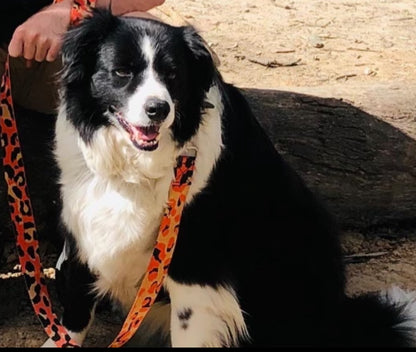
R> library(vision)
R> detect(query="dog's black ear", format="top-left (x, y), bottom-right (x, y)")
top-left (60, 9), bottom-right (118, 86)
top-left (181, 26), bottom-right (216, 92)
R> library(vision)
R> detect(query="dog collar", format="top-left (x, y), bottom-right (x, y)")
top-left (0, 9), bottom-right (196, 346)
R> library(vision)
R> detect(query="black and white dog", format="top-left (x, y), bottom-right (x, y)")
top-left (41, 10), bottom-right (416, 347)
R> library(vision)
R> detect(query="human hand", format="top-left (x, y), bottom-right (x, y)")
top-left (8, 0), bottom-right (73, 64)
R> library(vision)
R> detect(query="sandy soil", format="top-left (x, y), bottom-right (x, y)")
top-left (1, 0), bottom-right (415, 347)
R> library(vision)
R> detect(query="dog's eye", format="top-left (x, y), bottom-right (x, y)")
top-left (165, 69), bottom-right (176, 81)
top-left (113, 69), bottom-right (133, 78)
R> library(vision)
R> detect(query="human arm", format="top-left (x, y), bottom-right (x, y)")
top-left (8, 0), bottom-right (73, 63)
top-left (8, 0), bottom-right (165, 63)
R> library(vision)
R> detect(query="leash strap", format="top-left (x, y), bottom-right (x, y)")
top-left (52, 0), bottom-right (95, 25)
top-left (70, 0), bottom-right (96, 25)
top-left (1, 56), bottom-right (79, 347)
top-left (0, 0), bottom-right (91, 347)
top-left (109, 154), bottom-right (196, 348)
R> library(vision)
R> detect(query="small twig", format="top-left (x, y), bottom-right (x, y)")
top-left (319, 35), bottom-right (338, 39)
top-left (390, 17), bottom-right (413, 21)
top-left (335, 73), bottom-right (357, 81)
top-left (271, 1), bottom-right (293, 10)
top-left (344, 251), bottom-right (388, 264)
top-left (316, 21), bottom-right (332, 28)
top-left (347, 47), bottom-right (380, 53)
top-left (274, 49), bottom-right (296, 54)
top-left (248, 58), bottom-right (302, 68)
top-left (0, 271), bottom-right (23, 279)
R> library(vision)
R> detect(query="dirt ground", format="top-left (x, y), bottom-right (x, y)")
top-left (1, 0), bottom-right (416, 347)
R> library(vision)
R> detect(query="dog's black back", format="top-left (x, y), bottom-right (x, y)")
top-left (175, 82), bottom-right (413, 346)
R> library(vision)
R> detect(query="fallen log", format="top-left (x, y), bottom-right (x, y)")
top-left (243, 87), bottom-right (416, 230)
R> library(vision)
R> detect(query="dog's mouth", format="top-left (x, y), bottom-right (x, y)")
top-left (115, 113), bottom-right (160, 151)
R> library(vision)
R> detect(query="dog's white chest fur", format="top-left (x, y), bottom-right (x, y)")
top-left (56, 123), bottom-right (174, 305)
top-left (78, 174), bottom-right (170, 304)
top-left (55, 86), bottom-right (223, 308)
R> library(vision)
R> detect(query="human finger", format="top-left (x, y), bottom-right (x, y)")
top-left (8, 28), bottom-right (24, 58)
top-left (23, 40), bottom-right (37, 61)
top-left (34, 37), bottom-right (50, 62)
top-left (45, 39), bottom-right (62, 62)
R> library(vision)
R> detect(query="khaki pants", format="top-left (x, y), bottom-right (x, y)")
top-left (0, 47), bottom-right (62, 115)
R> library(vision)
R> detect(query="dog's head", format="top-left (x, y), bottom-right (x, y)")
top-left (60, 9), bottom-right (216, 153)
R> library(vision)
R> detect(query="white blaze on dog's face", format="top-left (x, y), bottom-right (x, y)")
top-left (117, 37), bottom-right (175, 152)
top-left (61, 13), bottom-right (216, 159)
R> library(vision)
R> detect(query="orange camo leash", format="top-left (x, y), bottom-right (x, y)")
top-left (0, 1), bottom-right (196, 347)
top-left (1, 48), bottom-right (80, 349)
top-left (109, 154), bottom-right (196, 347)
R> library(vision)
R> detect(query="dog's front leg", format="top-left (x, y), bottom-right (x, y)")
top-left (42, 243), bottom-right (97, 347)
top-left (166, 277), bottom-right (249, 347)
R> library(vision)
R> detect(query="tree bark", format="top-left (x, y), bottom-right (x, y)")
top-left (243, 88), bottom-right (416, 230)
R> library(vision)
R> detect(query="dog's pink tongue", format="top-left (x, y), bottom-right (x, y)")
top-left (133, 126), bottom-right (159, 141)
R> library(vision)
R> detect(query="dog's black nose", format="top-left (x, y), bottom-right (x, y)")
top-left (144, 98), bottom-right (170, 122)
